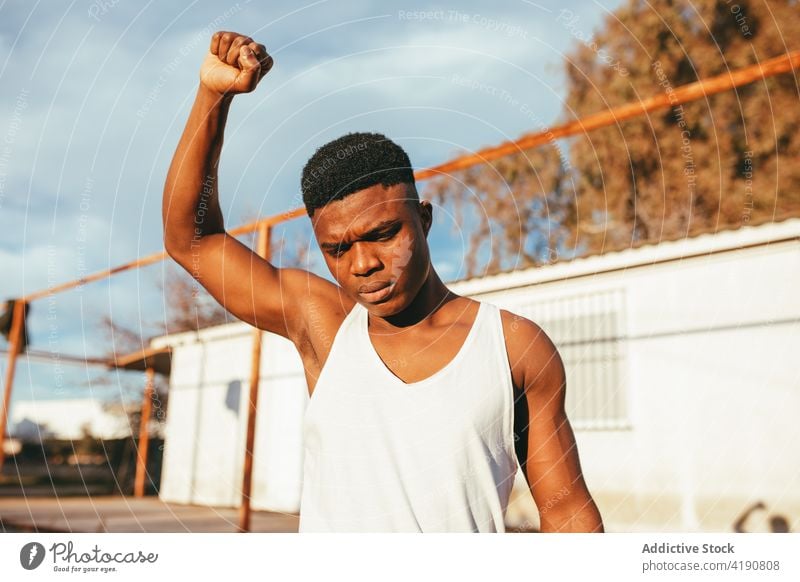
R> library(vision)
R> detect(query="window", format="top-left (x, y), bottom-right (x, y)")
top-left (514, 289), bottom-right (629, 430)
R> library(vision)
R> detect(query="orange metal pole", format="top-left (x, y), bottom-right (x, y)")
top-left (227, 207), bottom-right (306, 237)
top-left (134, 367), bottom-right (155, 497)
top-left (0, 350), bottom-right (113, 367)
top-left (0, 300), bottom-right (26, 472)
top-left (413, 49), bottom-right (800, 180)
top-left (19, 210), bottom-right (303, 304)
top-left (17, 50), bottom-right (798, 307)
top-left (23, 250), bottom-right (170, 303)
top-left (238, 222), bottom-right (271, 533)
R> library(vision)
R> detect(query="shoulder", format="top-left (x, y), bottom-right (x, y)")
top-left (498, 308), bottom-right (566, 397)
top-left (285, 270), bottom-right (356, 356)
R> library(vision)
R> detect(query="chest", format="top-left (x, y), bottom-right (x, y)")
top-left (367, 323), bottom-right (474, 384)
top-left (300, 302), bottom-right (526, 396)
top-left (303, 340), bottom-right (514, 458)
top-left (302, 303), bottom-right (518, 459)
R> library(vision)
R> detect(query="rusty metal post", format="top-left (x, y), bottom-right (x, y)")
top-left (134, 367), bottom-right (155, 497)
top-left (238, 223), bottom-right (271, 532)
top-left (0, 300), bottom-right (26, 472)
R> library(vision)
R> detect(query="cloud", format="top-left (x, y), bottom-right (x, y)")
top-left (2, 0), bottom-right (625, 399)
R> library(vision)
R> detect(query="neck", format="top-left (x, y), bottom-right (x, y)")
top-left (371, 268), bottom-right (455, 330)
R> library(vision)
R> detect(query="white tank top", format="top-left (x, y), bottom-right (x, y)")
top-left (298, 299), bottom-right (519, 532)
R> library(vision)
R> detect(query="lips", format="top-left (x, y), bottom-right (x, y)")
top-left (358, 280), bottom-right (394, 303)
top-left (359, 281), bottom-right (391, 293)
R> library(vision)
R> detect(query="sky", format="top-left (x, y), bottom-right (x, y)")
top-left (0, 0), bottom-right (626, 404)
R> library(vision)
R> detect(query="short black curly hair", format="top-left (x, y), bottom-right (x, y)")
top-left (301, 132), bottom-right (417, 217)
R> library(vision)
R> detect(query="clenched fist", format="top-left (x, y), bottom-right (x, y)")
top-left (200, 31), bottom-right (273, 96)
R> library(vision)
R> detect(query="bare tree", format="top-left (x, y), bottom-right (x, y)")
top-left (426, 145), bottom-right (576, 276)
top-left (562, 0), bottom-right (800, 254)
top-left (428, 0), bottom-right (800, 275)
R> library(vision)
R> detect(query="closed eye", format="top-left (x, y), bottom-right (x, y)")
top-left (376, 230), bottom-right (397, 241)
top-left (323, 223), bottom-right (402, 257)
top-left (327, 245), bottom-right (349, 258)
top-left (372, 224), bottom-right (402, 242)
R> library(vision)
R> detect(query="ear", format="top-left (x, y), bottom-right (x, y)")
top-left (418, 200), bottom-right (433, 237)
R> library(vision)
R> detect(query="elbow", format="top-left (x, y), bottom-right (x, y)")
top-left (162, 233), bottom-right (179, 259)
top-left (162, 214), bottom-right (195, 262)
top-left (163, 232), bottom-right (190, 264)
top-left (162, 188), bottom-right (193, 261)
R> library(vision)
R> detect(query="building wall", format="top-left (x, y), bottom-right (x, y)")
top-left (154, 220), bottom-right (800, 532)
top-left (153, 326), bottom-right (307, 513)
top-left (449, 223), bottom-right (800, 532)
top-left (10, 398), bottom-right (132, 441)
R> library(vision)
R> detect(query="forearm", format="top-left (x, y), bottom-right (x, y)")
top-left (539, 499), bottom-right (605, 533)
top-left (162, 84), bottom-right (232, 257)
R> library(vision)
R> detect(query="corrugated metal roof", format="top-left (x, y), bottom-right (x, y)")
top-left (448, 217), bottom-right (800, 296)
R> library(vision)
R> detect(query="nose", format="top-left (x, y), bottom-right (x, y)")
top-left (350, 242), bottom-right (382, 277)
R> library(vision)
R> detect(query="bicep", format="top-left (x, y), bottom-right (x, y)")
top-left (523, 353), bottom-right (584, 506)
top-left (518, 327), bottom-right (595, 526)
top-left (171, 232), bottom-right (336, 340)
top-left (525, 398), bottom-right (587, 515)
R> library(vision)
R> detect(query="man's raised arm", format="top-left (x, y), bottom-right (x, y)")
top-left (162, 31), bottom-right (334, 341)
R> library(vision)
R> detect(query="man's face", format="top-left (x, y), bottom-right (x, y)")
top-left (312, 182), bottom-right (433, 317)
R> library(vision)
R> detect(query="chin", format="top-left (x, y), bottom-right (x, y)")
top-left (360, 293), bottom-right (406, 317)
top-left (362, 299), bottom-right (395, 317)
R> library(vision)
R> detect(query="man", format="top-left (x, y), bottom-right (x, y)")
top-left (162, 30), bottom-right (604, 533)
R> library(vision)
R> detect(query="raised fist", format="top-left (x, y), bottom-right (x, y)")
top-left (200, 31), bottom-right (273, 96)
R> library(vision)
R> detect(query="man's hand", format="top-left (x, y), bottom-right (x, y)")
top-left (200, 31), bottom-right (273, 96)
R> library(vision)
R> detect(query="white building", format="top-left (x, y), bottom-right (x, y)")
top-left (10, 398), bottom-right (133, 441)
top-left (150, 324), bottom-right (308, 513)
top-left (152, 218), bottom-right (800, 532)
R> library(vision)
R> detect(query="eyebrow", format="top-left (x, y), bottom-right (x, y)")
top-left (320, 219), bottom-right (402, 251)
